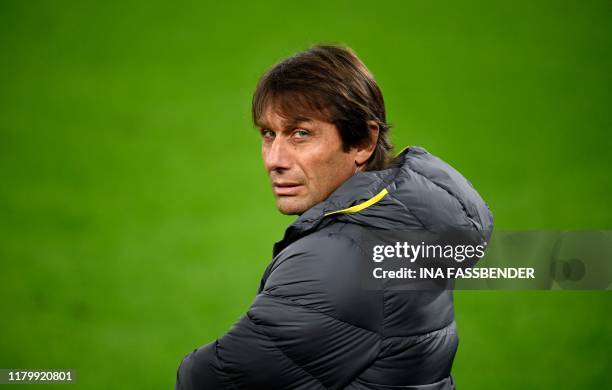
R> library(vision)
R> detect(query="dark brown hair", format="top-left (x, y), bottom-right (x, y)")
top-left (252, 43), bottom-right (393, 171)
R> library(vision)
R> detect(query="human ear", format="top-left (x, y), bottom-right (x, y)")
top-left (354, 121), bottom-right (380, 169)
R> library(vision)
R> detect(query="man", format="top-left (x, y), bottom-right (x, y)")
top-left (176, 44), bottom-right (493, 389)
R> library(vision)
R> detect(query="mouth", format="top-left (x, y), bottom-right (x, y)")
top-left (273, 182), bottom-right (304, 196)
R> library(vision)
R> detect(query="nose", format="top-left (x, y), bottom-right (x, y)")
top-left (263, 135), bottom-right (292, 174)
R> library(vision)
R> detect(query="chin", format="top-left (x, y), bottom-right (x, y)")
top-left (276, 198), bottom-right (310, 215)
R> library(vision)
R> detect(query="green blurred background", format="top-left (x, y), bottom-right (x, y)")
top-left (1, 0), bottom-right (610, 388)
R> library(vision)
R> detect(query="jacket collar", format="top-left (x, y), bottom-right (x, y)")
top-left (271, 146), bottom-right (413, 258)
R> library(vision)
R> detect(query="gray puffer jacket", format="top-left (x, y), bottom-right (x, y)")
top-left (176, 146), bottom-right (494, 389)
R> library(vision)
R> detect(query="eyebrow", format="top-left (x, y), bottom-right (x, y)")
top-left (256, 115), bottom-right (314, 131)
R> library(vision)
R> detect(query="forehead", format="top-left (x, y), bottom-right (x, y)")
top-left (258, 107), bottom-right (314, 129)
top-left (255, 91), bottom-right (333, 129)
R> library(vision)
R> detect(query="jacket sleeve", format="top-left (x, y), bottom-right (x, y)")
top-left (175, 232), bottom-right (383, 390)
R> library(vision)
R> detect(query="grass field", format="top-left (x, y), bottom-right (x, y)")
top-left (1, 1), bottom-right (611, 388)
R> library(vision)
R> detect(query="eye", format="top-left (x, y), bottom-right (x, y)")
top-left (293, 128), bottom-right (310, 138)
top-left (260, 128), bottom-right (275, 140)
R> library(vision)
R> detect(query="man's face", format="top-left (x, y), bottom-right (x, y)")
top-left (259, 106), bottom-right (359, 215)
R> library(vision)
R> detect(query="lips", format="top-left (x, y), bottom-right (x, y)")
top-left (273, 182), bottom-right (304, 196)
